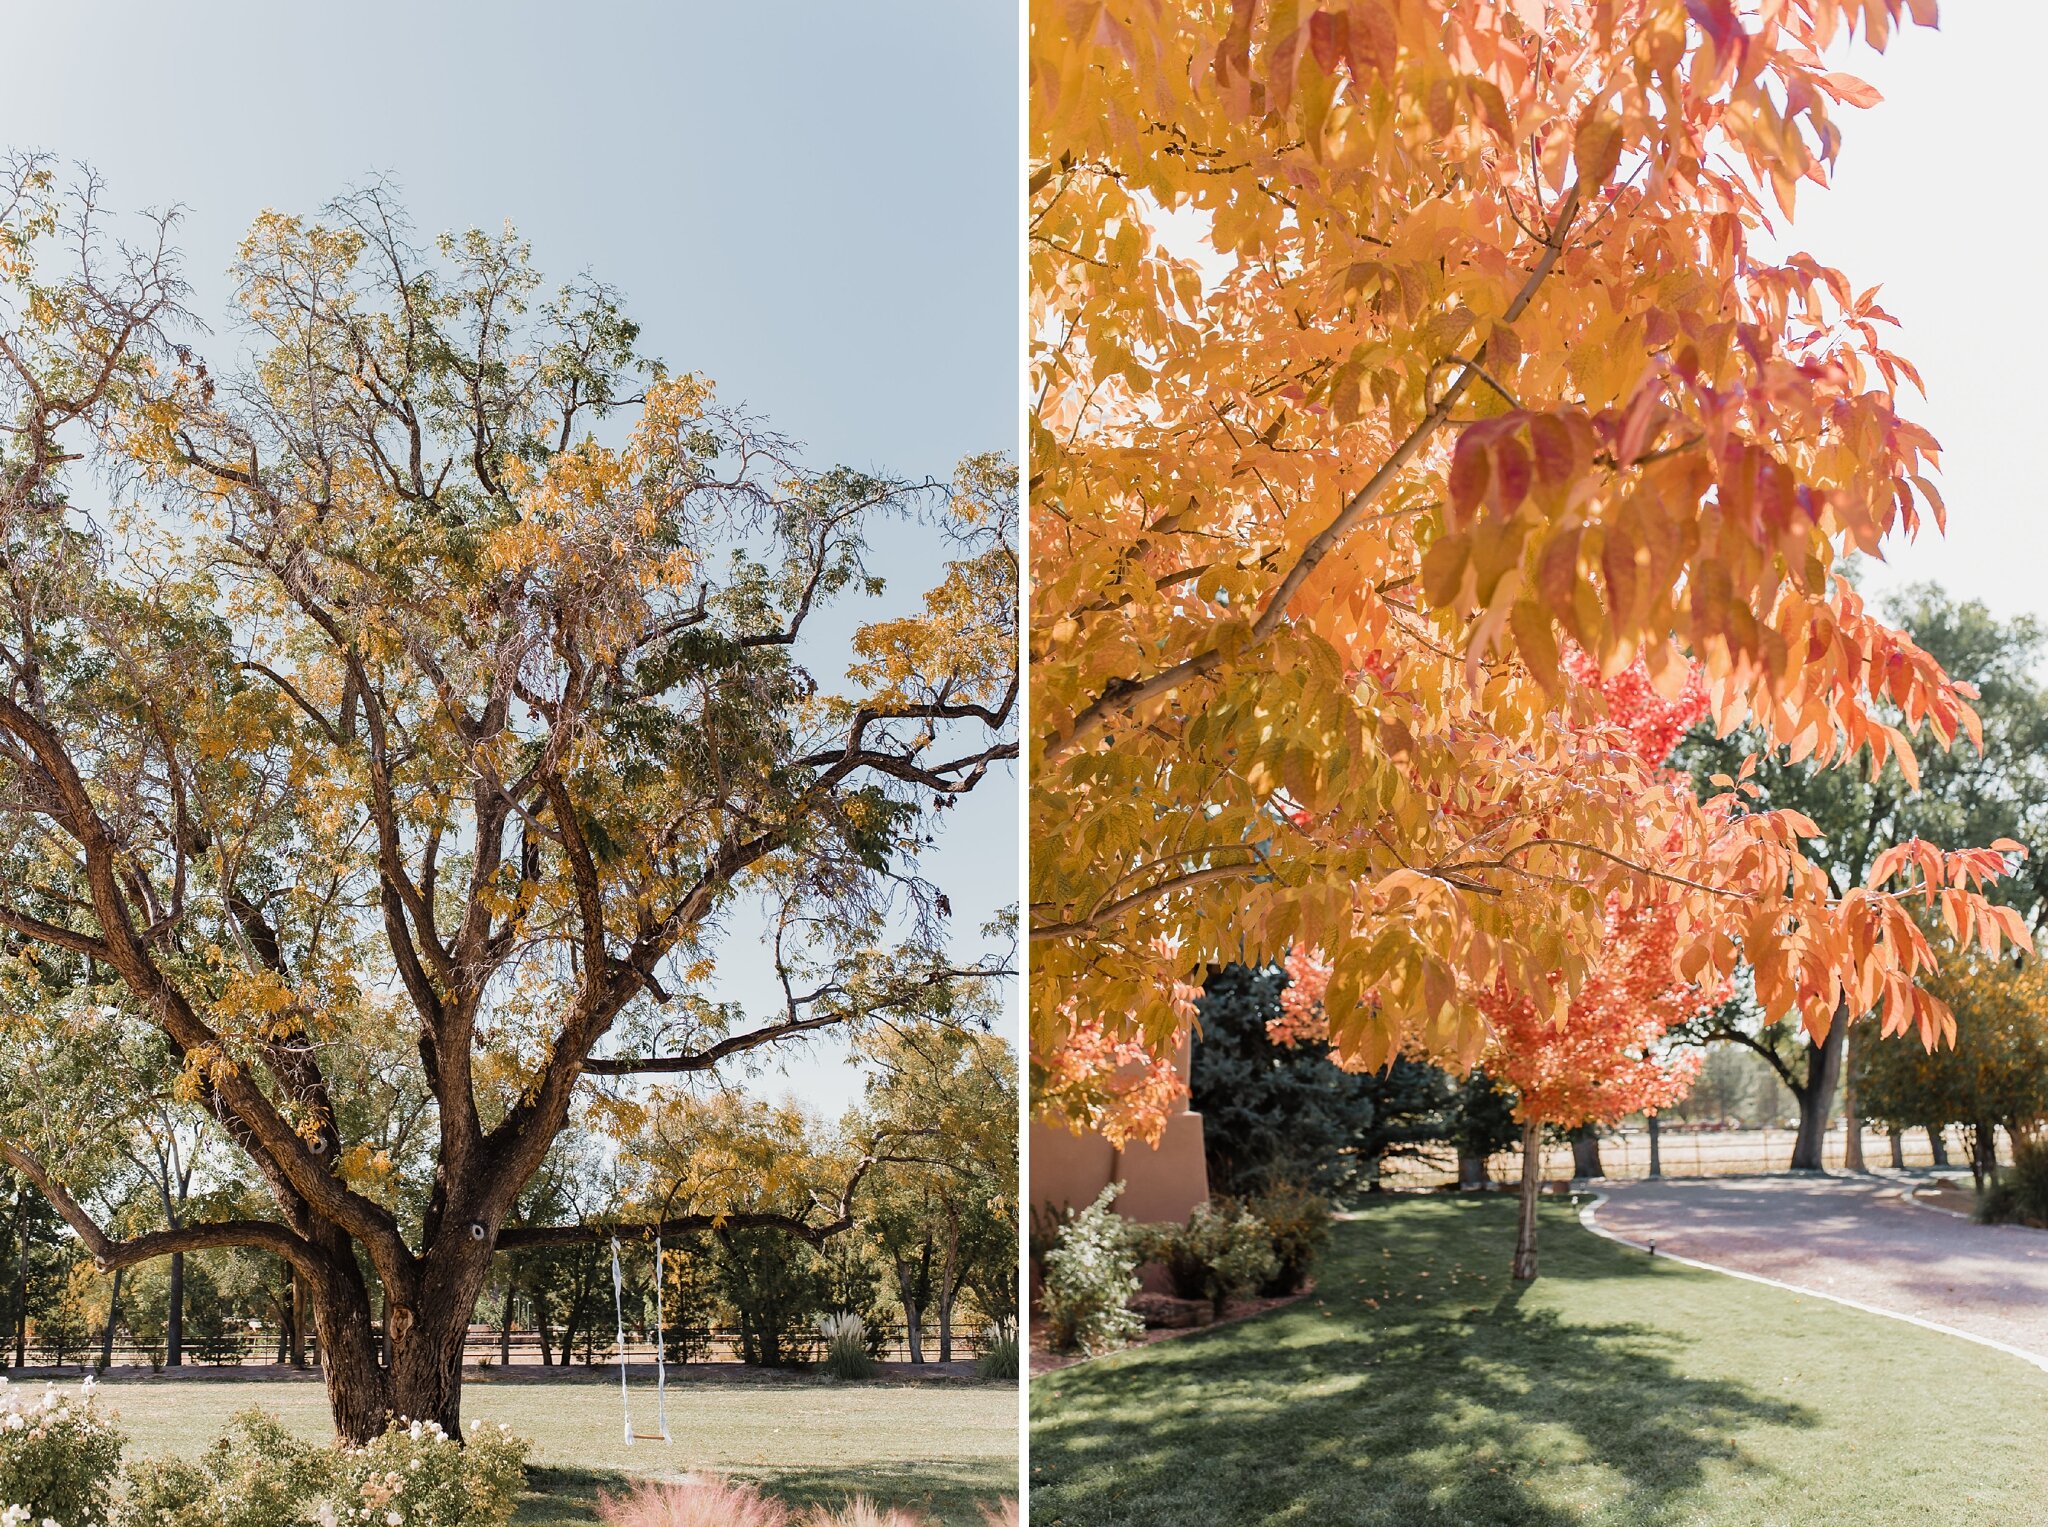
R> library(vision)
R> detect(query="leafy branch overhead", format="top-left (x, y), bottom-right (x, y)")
top-left (1029, 0), bottom-right (2021, 1144)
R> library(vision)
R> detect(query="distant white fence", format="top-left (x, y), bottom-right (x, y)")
top-left (1380, 1124), bottom-right (2001, 1190)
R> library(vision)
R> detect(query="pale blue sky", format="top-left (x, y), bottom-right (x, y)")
top-left (1779, 7), bottom-right (2045, 626)
top-left (0, 2), bottom-right (1019, 1114)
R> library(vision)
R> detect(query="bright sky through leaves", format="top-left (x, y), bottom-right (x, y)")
top-left (1783, 6), bottom-right (2048, 623)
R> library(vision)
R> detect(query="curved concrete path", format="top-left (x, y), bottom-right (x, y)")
top-left (1587, 1174), bottom-right (2048, 1364)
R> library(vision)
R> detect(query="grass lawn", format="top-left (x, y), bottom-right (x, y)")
top-left (89, 1369), bottom-right (1017, 1525)
top-left (1029, 1195), bottom-right (2048, 1526)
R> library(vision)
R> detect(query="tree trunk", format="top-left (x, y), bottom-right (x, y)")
top-left (897, 1263), bottom-right (925, 1364)
top-left (1841, 1022), bottom-right (1866, 1172)
top-left (1512, 1118), bottom-right (1543, 1282)
top-left (1973, 1123), bottom-right (2000, 1190)
top-left (1569, 1124), bottom-right (1604, 1180)
top-left (166, 1249), bottom-right (185, 1368)
top-left (289, 1268), bottom-right (306, 1369)
top-left (1888, 1128), bottom-right (1905, 1171)
top-left (12, 1225), bottom-right (27, 1367)
top-left (1648, 1113), bottom-right (1662, 1179)
top-left (1456, 1149), bottom-right (1489, 1189)
top-left (302, 1242), bottom-right (491, 1443)
top-left (938, 1213), bottom-right (959, 1365)
top-left (1928, 1125), bottom-right (1950, 1166)
top-left (99, 1266), bottom-right (122, 1373)
top-left (1789, 1010), bottom-right (1847, 1171)
top-left (499, 1272), bottom-right (516, 1367)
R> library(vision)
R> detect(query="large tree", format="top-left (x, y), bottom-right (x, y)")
top-left (1855, 953), bottom-right (2048, 1188)
top-left (1028, 1), bottom-right (2026, 1143)
top-left (0, 162), bottom-right (1015, 1439)
top-left (1675, 582), bottom-right (2048, 1167)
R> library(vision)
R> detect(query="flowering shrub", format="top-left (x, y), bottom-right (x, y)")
top-left (115, 1408), bottom-right (326, 1527)
top-left (0, 1375), bottom-right (123, 1527)
top-left (115, 1411), bottom-right (527, 1527)
top-left (1039, 1185), bottom-right (1143, 1356)
top-left (324, 1418), bottom-right (527, 1527)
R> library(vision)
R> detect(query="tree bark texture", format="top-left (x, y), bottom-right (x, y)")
top-left (1512, 1119), bottom-right (1543, 1282)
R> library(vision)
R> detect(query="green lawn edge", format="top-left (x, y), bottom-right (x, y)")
top-left (1029, 1194), bottom-right (2048, 1526)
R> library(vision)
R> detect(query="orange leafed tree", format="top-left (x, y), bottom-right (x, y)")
top-left (1478, 654), bottom-right (1715, 1277)
top-left (1029, 0), bottom-right (2030, 1146)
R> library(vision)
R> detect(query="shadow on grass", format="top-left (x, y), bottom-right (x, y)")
top-left (1031, 1200), bottom-right (1819, 1526)
top-left (515, 1462), bottom-right (1012, 1527)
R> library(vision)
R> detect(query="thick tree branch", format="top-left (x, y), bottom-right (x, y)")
top-left (0, 1139), bottom-right (311, 1273)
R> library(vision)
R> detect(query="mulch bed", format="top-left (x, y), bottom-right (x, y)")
top-left (1030, 1284), bottom-right (1312, 1376)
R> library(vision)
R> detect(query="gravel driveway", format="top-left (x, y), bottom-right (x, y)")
top-left (1588, 1174), bottom-right (2048, 1363)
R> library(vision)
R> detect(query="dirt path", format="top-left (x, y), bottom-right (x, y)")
top-left (1588, 1174), bottom-right (2048, 1363)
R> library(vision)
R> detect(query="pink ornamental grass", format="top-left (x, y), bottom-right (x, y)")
top-left (597, 1476), bottom-right (794, 1527)
top-left (595, 1476), bottom-right (1018, 1527)
top-left (798, 1499), bottom-right (930, 1527)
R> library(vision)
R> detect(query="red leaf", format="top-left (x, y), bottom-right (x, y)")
top-left (1490, 433), bottom-right (1532, 517)
top-left (1529, 413), bottom-right (1575, 485)
top-left (1448, 431), bottom-right (1492, 522)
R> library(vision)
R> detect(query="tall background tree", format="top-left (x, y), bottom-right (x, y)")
top-left (1675, 582), bottom-right (2048, 1168)
top-left (0, 161), bottom-right (1016, 1440)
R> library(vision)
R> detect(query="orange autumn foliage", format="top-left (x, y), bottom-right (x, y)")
top-left (1028, 0), bottom-right (2028, 1143)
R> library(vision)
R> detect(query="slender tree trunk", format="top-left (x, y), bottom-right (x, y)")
top-left (1512, 1118), bottom-right (1543, 1282)
top-left (1928, 1125), bottom-right (1951, 1167)
top-left (1457, 1149), bottom-right (1489, 1189)
top-left (1974, 1123), bottom-right (2000, 1190)
top-left (1569, 1123), bottom-right (1604, 1180)
top-left (897, 1262), bottom-right (925, 1363)
top-left (276, 1261), bottom-right (292, 1363)
top-left (166, 1250), bottom-right (185, 1368)
top-left (1789, 1010), bottom-right (1848, 1171)
top-left (938, 1212), bottom-right (959, 1364)
top-left (1842, 1022), bottom-right (1866, 1172)
top-left (499, 1271), bottom-right (516, 1367)
top-left (1888, 1128), bottom-right (1905, 1170)
top-left (289, 1269), bottom-right (306, 1369)
top-left (12, 1226), bottom-right (27, 1367)
top-left (99, 1266), bottom-right (122, 1373)
top-left (536, 1287), bottom-right (554, 1366)
top-left (1648, 1112), bottom-right (1663, 1178)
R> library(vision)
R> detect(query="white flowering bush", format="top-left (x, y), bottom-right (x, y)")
top-left (0, 1375), bottom-right (123, 1527)
top-left (115, 1408), bottom-right (325, 1527)
top-left (322, 1418), bottom-right (527, 1527)
top-left (114, 1410), bottom-right (527, 1527)
top-left (1040, 1185), bottom-right (1143, 1356)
